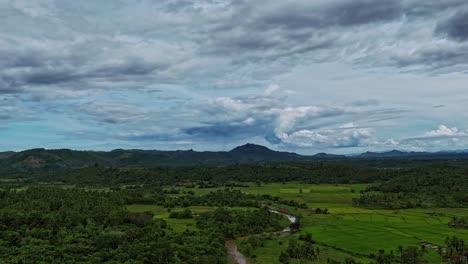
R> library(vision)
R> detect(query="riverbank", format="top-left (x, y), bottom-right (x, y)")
top-left (226, 208), bottom-right (297, 264)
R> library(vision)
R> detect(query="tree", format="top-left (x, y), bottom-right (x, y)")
top-left (444, 236), bottom-right (468, 264)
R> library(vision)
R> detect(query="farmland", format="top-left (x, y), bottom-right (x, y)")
top-left (125, 183), bottom-right (468, 263)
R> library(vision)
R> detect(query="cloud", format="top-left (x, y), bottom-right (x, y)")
top-left (394, 125), bottom-right (468, 151)
top-left (258, 0), bottom-right (403, 30)
top-left (433, 105), bottom-right (446, 108)
top-left (436, 9), bottom-right (468, 42)
top-left (79, 102), bottom-right (144, 124)
top-left (1, 1), bottom-right (468, 152)
top-left (0, 36), bottom-right (193, 95)
top-left (384, 41), bottom-right (468, 72)
top-left (205, 0), bottom-right (404, 63)
top-left (62, 84), bottom-right (412, 151)
top-left (350, 99), bottom-right (380, 107)
top-left (1, 0), bottom-right (468, 99)
top-left (424, 125), bottom-right (463, 137)
top-left (0, 99), bottom-right (17, 120)
top-left (404, 0), bottom-right (467, 16)
top-left (279, 126), bottom-right (375, 148)
top-left (176, 87), bottom-right (404, 150)
top-left (264, 84), bottom-right (281, 95)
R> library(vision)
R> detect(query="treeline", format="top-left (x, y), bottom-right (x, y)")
top-left (196, 207), bottom-right (285, 239)
top-left (112, 188), bottom-right (306, 210)
top-left (7, 160), bottom-right (468, 189)
top-left (22, 162), bottom-right (393, 186)
top-left (354, 165), bottom-right (468, 209)
top-left (0, 187), bottom-right (228, 263)
top-left (0, 187), bottom-right (299, 263)
top-left (366, 237), bottom-right (468, 264)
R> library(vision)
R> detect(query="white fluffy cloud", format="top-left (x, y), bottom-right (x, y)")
top-left (280, 126), bottom-right (375, 148)
top-left (182, 86), bottom-right (390, 150)
top-left (424, 125), bottom-right (466, 137)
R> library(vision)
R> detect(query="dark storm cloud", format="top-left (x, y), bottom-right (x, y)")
top-left (259, 0), bottom-right (403, 30)
top-left (391, 46), bottom-right (468, 71)
top-left (0, 80), bottom-right (23, 94)
top-left (2, 0), bottom-right (468, 98)
top-left (201, 0), bottom-right (468, 72)
top-left (435, 9), bottom-right (468, 42)
top-left (184, 123), bottom-right (265, 140)
top-left (404, 0), bottom-right (467, 16)
top-left (0, 96), bottom-right (20, 120)
top-left (79, 102), bottom-right (144, 124)
top-left (92, 57), bottom-right (166, 77)
top-left (0, 47), bottom-right (168, 93)
top-left (206, 0), bottom-right (405, 61)
top-left (0, 47), bottom-right (77, 91)
top-left (329, 0), bottom-right (403, 26)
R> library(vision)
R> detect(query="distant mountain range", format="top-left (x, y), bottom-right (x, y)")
top-left (1, 143), bottom-right (468, 173)
top-left (357, 149), bottom-right (468, 159)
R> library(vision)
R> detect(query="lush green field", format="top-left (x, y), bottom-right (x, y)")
top-left (134, 183), bottom-right (468, 263)
top-left (249, 184), bottom-right (468, 263)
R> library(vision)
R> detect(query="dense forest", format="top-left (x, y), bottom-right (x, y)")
top-left (5, 163), bottom-right (385, 186)
top-left (0, 162), bottom-right (434, 187)
top-left (0, 187), bottom-right (296, 263)
top-left (354, 165), bottom-right (468, 208)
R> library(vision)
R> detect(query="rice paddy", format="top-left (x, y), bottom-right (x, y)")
top-left (128, 183), bottom-right (468, 263)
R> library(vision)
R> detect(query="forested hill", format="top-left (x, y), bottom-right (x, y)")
top-left (2, 143), bottom-right (468, 173)
top-left (0, 144), bottom-right (342, 173)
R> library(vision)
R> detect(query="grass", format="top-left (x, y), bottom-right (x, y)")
top-left (248, 236), bottom-right (370, 264)
top-left (127, 204), bottom-right (258, 232)
top-left (238, 183), bottom-right (468, 263)
top-left (130, 183), bottom-right (468, 263)
top-left (127, 204), bottom-right (204, 232)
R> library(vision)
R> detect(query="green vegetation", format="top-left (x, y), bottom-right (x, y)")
top-left (0, 187), bottom-right (226, 263)
top-left (355, 165), bottom-right (468, 208)
top-left (449, 217), bottom-right (468, 229)
top-left (229, 183), bottom-right (468, 263)
top-left (1, 158), bottom-right (468, 263)
top-left (197, 207), bottom-right (285, 239)
top-left (278, 239), bottom-right (320, 263)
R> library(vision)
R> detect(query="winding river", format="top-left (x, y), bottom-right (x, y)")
top-left (226, 209), bottom-right (297, 264)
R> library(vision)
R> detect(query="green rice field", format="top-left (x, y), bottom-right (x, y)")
top-left (128, 183), bottom-right (468, 263)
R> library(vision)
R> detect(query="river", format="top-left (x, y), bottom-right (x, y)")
top-left (226, 240), bottom-right (249, 264)
top-left (226, 209), bottom-right (297, 264)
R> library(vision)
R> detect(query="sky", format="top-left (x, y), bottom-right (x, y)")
top-left (1, 0), bottom-right (468, 154)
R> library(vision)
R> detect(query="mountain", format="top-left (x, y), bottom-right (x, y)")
top-left (228, 143), bottom-right (301, 162)
top-left (0, 151), bottom-right (15, 159)
top-left (358, 150), bottom-right (425, 158)
top-left (313, 153), bottom-right (347, 159)
top-left (357, 150), bottom-right (468, 159)
top-left (229, 143), bottom-right (278, 155)
top-left (0, 144), bottom-right (303, 173)
top-left (2, 144), bottom-right (468, 174)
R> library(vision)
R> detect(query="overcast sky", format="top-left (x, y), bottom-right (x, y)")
top-left (1, 0), bottom-right (468, 153)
